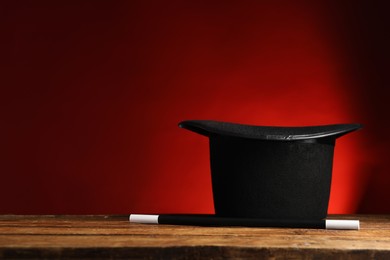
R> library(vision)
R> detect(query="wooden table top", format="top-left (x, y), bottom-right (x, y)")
top-left (0, 215), bottom-right (389, 259)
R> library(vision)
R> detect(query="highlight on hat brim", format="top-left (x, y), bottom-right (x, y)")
top-left (179, 120), bottom-right (362, 141)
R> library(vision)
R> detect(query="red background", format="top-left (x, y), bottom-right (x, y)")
top-left (1, 1), bottom-right (389, 214)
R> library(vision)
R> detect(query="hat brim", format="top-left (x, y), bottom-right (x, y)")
top-left (179, 120), bottom-right (362, 141)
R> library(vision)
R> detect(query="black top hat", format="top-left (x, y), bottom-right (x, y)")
top-left (179, 120), bottom-right (362, 220)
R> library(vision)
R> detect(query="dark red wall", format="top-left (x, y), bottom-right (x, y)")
top-left (1, 1), bottom-right (389, 214)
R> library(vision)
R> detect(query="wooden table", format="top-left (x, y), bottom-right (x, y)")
top-left (0, 215), bottom-right (389, 259)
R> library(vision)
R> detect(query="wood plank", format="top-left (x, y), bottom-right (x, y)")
top-left (0, 215), bottom-right (389, 259)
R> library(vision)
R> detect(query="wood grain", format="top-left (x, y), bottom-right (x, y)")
top-left (0, 215), bottom-right (389, 259)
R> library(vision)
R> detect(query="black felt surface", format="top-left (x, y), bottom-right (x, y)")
top-left (209, 136), bottom-right (333, 219)
top-left (179, 120), bottom-right (362, 141)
